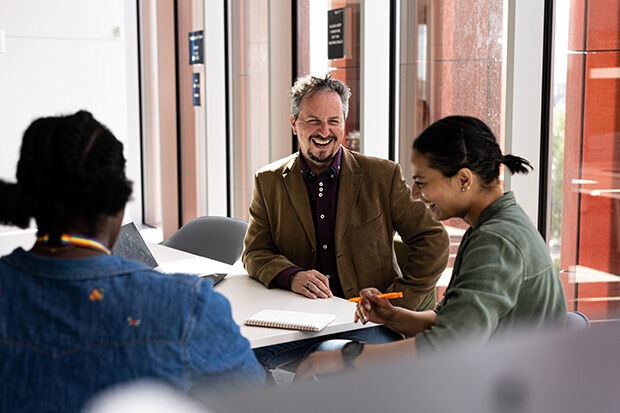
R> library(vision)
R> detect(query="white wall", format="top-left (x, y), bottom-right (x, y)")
top-left (360, 0), bottom-right (391, 159)
top-left (504, 0), bottom-right (545, 225)
top-left (204, 0), bottom-right (228, 216)
top-left (0, 0), bottom-right (141, 254)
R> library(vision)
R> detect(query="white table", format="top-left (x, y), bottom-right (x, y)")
top-left (148, 243), bottom-right (374, 348)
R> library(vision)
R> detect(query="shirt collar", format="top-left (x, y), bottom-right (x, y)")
top-left (473, 191), bottom-right (517, 229)
top-left (299, 146), bottom-right (343, 181)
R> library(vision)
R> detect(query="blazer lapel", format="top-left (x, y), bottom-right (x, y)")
top-left (282, 155), bottom-right (316, 249)
top-left (335, 149), bottom-right (362, 244)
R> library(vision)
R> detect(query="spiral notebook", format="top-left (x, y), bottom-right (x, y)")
top-left (244, 309), bottom-right (336, 332)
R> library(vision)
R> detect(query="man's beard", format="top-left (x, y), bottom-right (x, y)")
top-left (307, 135), bottom-right (337, 163)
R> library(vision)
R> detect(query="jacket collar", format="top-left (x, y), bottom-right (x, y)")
top-left (281, 147), bottom-right (363, 247)
top-left (298, 147), bottom-right (343, 181)
top-left (282, 154), bottom-right (316, 249)
top-left (473, 191), bottom-right (517, 229)
top-left (1, 247), bottom-right (145, 280)
top-left (335, 148), bottom-right (362, 244)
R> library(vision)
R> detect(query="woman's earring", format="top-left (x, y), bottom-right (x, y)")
top-left (461, 187), bottom-right (466, 192)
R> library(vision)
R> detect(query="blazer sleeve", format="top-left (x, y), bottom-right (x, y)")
top-left (387, 163), bottom-right (450, 310)
top-left (242, 173), bottom-right (301, 287)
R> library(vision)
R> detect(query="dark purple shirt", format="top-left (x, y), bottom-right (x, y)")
top-left (271, 147), bottom-right (344, 297)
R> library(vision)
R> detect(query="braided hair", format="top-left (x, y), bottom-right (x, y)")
top-left (0, 110), bottom-right (132, 236)
top-left (413, 115), bottom-right (532, 186)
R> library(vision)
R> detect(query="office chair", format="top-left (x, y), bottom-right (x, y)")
top-left (163, 216), bottom-right (248, 265)
top-left (566, 311), bottom-right (590, 329)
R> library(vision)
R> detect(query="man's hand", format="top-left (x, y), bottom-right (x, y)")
top-left (290, 270), bottom-right (333, 299)
top-left (295, 350), bottom-right (344, 381)
top-left (354, 287), bottom-right (397, 325)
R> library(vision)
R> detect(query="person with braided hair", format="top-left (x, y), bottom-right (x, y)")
top-left (296, 116), bottom-right (567, 380)
top-left (0, 111), bottom-right (264, 412)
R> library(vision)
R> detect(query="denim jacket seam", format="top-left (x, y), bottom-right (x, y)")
top-left (4, 256), bottom-right (206, 286)
top-left (1, 254), bottom-right (147, 280)
top-left (179, 281), bottom-right (201, 385)
top-left (1, 338), bottom-right (185, 359)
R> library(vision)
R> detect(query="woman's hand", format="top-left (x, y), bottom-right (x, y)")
top-left (354, 287), bottom-right (397, 326)
top-left (295, 350), bottom-right (344, 382)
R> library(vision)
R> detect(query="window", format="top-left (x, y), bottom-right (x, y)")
top-left (0, 0), bottom-right (141, 251)
top-left (397, 0), bottom-right (509, 284)
top-left (296, 0), bottom-right (361, 152)
top-left (228, 0), bottom-right (293, 220)
top-left (550, 0), bottom-right (620, 322)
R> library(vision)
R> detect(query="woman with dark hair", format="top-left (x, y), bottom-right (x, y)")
top-left (297, 115), bottom-right (566, 379)
top-left (0, 111), bottom-right (264, 412)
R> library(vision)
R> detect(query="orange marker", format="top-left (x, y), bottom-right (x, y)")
top-left (348, 291), bottom-right (403, 303)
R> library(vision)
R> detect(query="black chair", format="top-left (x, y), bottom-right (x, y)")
top-left (163, 216), bottom-right (248, 265)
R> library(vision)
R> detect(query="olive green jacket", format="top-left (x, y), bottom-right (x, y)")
top-left (416, 192), bottom-right (567, 353)
top-left (242, 148), bottom-right (450, 311)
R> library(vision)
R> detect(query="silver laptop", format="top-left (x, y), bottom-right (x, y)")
top-left (111, 222), bottom-right (227, 285)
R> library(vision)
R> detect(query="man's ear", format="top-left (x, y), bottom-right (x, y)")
top-left (290, 114), bottom-right (297, 135)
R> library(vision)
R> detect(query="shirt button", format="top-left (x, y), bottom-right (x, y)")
top-left (319, 182), bottom-right (323, 187)
top-left (322, 244), bottom-right (328, 250)
top-left (319, 187), bottom-right (324, 192)
top-left (320, 214), bottom-right (325, 219)
top-left (318, 193), bottom-right (323, 197)
top-left (330, 174), bottom-right (335, 179)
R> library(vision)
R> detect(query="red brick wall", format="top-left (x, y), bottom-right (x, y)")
top-left (562, 0), bottom-right (620, 276)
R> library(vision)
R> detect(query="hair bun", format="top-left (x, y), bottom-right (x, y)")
top-left (502, 154), bottom-right (533, 175)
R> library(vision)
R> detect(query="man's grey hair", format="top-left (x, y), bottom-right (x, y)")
top-left (290, 73), bottom-right (351, 120)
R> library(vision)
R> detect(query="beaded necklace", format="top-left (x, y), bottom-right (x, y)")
top-left (36, 233), bottom-right (112, 255)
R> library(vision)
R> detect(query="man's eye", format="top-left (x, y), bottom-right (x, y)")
top-left (414, 181), bottom-right (424, 187)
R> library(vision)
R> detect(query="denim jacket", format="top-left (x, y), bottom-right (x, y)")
top-left (416, 192), bottom-right (567, 354)
top-left (0, 248), bottom-right (265, 412)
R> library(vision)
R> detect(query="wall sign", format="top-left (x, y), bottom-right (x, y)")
top-left (188, 30), bottom-right (204, 64)
top-left (327, 8), bottom-right (345, 60)
top-left (192, 73), bottom-right (201, 106)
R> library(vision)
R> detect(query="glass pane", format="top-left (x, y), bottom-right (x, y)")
top-left (296, 0), bottom-right (361, 152)
top-left (229, 0), bottom-right (270, 220)
top-left (398, 0), bottom-right (508, 285)
top-left (551, 0), bottom-right (620, 322)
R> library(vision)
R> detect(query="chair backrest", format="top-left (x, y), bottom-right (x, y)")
top-left (566, 311), bottom-right (590, 330)
top-left (393, 237), bottom-right (436, 311)
top-left (163, 216), bottom-right (248, 265)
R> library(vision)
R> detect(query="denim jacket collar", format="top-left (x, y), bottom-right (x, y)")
top-left (1, 247), bottom-right (146, 280)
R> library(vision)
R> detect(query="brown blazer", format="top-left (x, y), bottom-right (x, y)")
top-left (242, 148), bottom-right (449, 310)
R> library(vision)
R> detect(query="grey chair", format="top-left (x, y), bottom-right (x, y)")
top-left (566, 311), bottom-right (590, 329)
top-left (163, 216), bottom-right (248, 265)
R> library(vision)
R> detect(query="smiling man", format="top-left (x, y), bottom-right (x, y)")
top-left (242, 74), bottom-right (449, 370)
